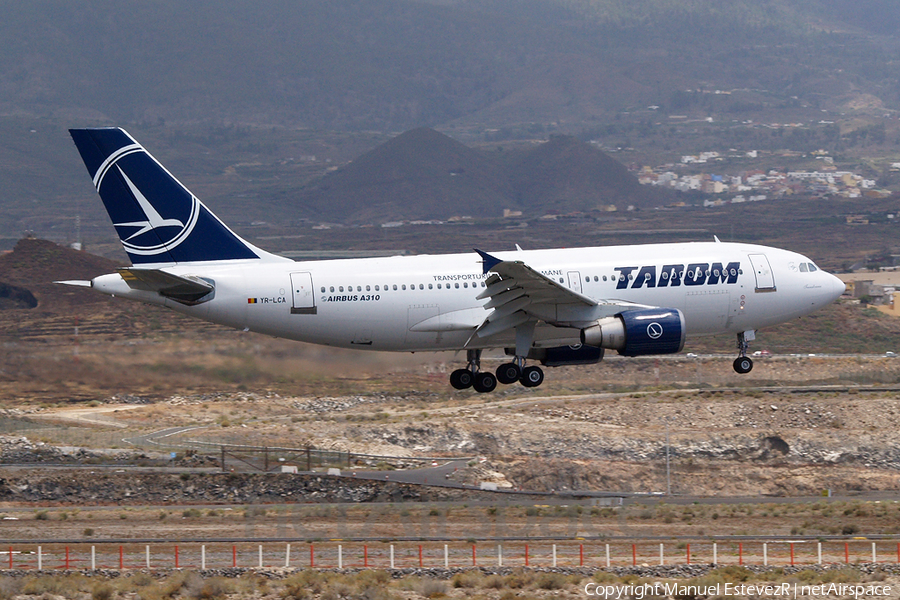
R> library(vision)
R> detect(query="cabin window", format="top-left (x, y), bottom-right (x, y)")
top-left (594, 276), bottom-right (599, 282)
top-left (463, 282), bottom-right (468, 288)
top-left (730, 269), bottom-right (737, 276)
top-left (419, 284), bottom-right (424, 290)
top-left (393, 284), bottom-right (398, 291)
top-left (357, 286), bottom-right (362, 292)
top-left (662, 272), bottom-right (669, 280)
top-left (455, 283), bottom-right (460, 289)
top-left (375, 285), bottom-right (380, 291)
top-left (366, 285), bottom-right (370, 291)
top-left (339, 286), bottom-right (344, 292)
top-left (428, 284), bottom-right (433, 289)
top-left (402, 284), bottom-right (407, 290)
top-left (320, 287), bottom-right (325, 293)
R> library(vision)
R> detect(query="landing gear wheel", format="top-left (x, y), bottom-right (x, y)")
top-left (450, 368), bottom-right (474, 389)
top-left (472, 371), bottom-right (497, 393)
top-left (520, 365), bottom-right (544, 387)
top-left (496, 362), bottom-right (522, 385)
top-left (733, 356), bottom-right (753, 374)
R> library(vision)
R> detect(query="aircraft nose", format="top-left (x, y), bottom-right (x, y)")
top-left (829, 274), bottom-right (846, 301)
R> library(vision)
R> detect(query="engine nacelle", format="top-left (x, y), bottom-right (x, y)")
top-left (539, 344), bottom-right (604, 367)
top-left (580, 308), bottom-right (685, 356)
top-left (508, 345), bottom-right (605, 366)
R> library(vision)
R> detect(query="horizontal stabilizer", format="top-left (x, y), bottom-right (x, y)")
top-left (117, 268), bottom-right (213, 304)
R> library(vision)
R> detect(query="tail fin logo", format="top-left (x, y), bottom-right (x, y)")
top-left (94, 146), bottom-right (200, 257)
top-left (71, 128), bottom-right (266, 265)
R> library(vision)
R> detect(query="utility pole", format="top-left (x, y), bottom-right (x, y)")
top-left (665, 419), bottom-right (671, 496)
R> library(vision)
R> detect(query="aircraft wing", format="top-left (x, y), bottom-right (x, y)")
top-left (472, 249), bottom-right (651, 338)
top-left (117, 268), bottom-right (214, 304)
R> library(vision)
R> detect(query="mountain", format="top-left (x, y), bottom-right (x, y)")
top-left (300, 128), bottom-right (515, 222)
top-left (508, 135), bottom-right (652, 212)
top-left (0, 1), bottom-right (897, 131)
top-left (297, 129), bottom-right (669, 223)
top-left (1, 0), bottom-right (898, 241)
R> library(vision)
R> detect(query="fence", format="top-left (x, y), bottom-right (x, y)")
top-left (2, 540), bottom-right (899, 571)
top-left (0, 416), bottom-right (442, 473)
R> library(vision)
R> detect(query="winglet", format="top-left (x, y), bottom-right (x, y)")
top-left (474, 249), bottom-right (503, 275)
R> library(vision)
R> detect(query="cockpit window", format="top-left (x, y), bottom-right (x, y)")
top-left (809, 263), bottom-right (818, 272)
top-left (799, 263), bottom-right (808, 273)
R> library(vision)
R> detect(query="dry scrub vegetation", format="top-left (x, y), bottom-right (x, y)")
top-left (0, 566), bottom-right (894, 600)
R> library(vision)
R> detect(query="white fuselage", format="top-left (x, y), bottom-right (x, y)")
top-left (91, 241), bottom-right (845, 353)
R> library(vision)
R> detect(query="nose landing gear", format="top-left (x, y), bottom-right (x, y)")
top-left (733, 330), bottom-right (755, 374)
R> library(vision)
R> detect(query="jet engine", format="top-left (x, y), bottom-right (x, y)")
top-left (507, 344), bottom-right (604, 366)
top-left (580, 308), bottom-right (685, 356)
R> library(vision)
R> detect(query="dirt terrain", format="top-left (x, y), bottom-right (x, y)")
top-left (3, 238), bottom-right (900, 501)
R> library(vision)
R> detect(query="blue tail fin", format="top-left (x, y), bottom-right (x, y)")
top-left (70, 128), bottom-right (267, 265)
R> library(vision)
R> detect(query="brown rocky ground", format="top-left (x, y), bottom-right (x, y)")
top-left (5, 241), bottom-right (900, 596)
top-left (3, 238), bottom-right (900, 533)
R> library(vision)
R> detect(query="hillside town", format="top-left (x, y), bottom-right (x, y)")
top-left (633, 150), bottom-right (894, 207)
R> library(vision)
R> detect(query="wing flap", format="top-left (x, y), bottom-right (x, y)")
top-left (118, 267), bottom-right (214, 304)
top-left (472, 249), bottom-right (665, 340)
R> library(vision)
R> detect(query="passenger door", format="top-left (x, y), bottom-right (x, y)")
top-left (290, 272), bottom-right (317, 314)
top-left (748, 254), bottom-right (776, 292)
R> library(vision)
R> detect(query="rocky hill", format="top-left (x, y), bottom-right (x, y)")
top-left (299, 130), bottom-right (670, 223)
top-left (507, 135), bottom-right (653, 213)
top-left (0, 237), bottom-right (218, 343)
top-left (0, 238), bottom-right (117, 310)
top-left (300, 128), bottom-right (514, 223)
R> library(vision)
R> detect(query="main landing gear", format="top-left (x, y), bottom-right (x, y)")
top-left (450, 350), bottom-right (544, 393)
top-left (733, 330), bottom-right (754, 374)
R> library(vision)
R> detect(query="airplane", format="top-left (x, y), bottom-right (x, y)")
top-left (60, 128), bottom-right (846, 393)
